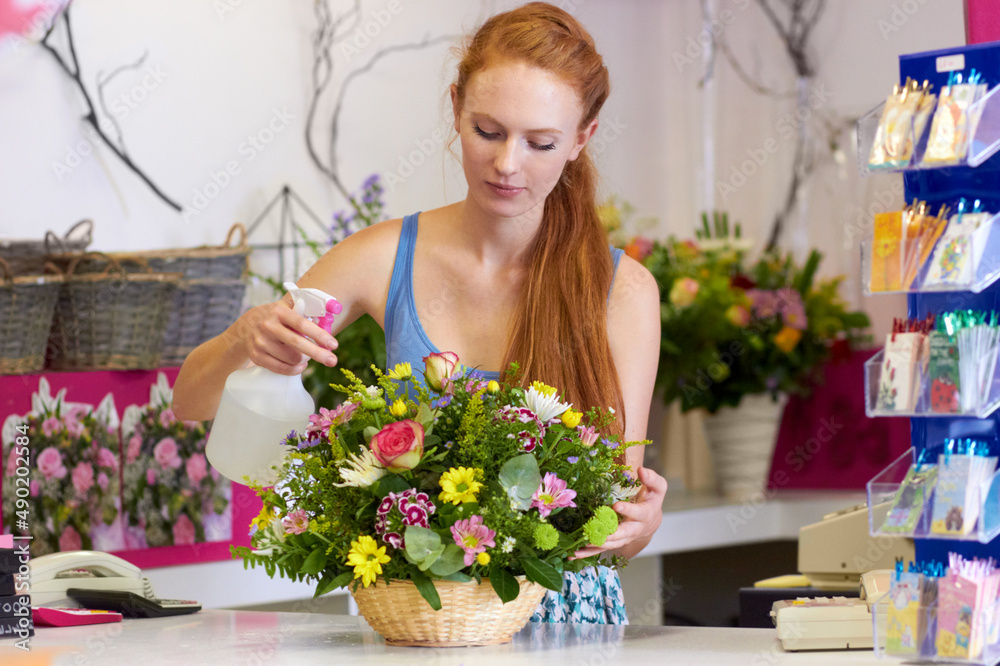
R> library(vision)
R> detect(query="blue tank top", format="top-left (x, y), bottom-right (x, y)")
top-left (384, 212), bottom-right (624, 386)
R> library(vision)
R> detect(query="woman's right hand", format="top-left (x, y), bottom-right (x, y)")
top-left (235, 297), bottom-right (340, 376)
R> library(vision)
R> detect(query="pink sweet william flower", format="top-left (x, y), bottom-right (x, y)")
top-left (41, 417), bottom-right (61, 437)
top-left (577, 425), bottom-right (599, 447)
top-left (186, 453), bottom-right (208, 485)
top-left (71, 462), bottom-right (94, 496)
top-left (60, 526), bottom-right (82, 552)
top-left (97, 472), bottom-right (109, 491)
top-left (38, 446), bottom-right (68, 481)
top-left (153, 438), bottom-right (182, 469)
top-left (283, 509), bottom-right (310, 535)
top-left (97, 447), bottom-right (118, 472)
top-left (126, 435), bottom-right (142, 464)
top-left (450, 515), bottom-right (496, 566)
top-left (172, 514), bottom-right (196, 545)
top-left (159, 408), bottom-right (177, 428)
top-left (531, 472), bottom-right (577, 518)
top-left (146, 468), bottom-right (157, 485)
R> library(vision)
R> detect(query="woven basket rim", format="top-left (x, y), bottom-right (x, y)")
top-left (62, 271), bottom-right (184, 283)
top-left (1, 273), bottom-right (64, 286)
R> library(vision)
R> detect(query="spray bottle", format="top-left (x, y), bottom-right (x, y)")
top-left (205, 282), bottom-right (342, 486)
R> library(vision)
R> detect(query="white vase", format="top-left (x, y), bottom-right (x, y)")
top-left (703, 393), bottom-right (787, 501)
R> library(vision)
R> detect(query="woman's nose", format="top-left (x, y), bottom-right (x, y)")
top-left (494, 139), bottom-right (519, 175)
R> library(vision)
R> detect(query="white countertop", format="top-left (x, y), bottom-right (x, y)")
top-left (143, 491), bottom-right (865, 610)
top-left (19, 610), bottom-right (891, 666)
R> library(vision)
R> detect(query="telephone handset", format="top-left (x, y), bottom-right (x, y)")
top-left (30, 550), bottom-right (149, 608)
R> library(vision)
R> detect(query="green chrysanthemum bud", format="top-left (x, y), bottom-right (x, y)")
top-left (582, 505), bottom-right (619, 547)
top-left (533, 522), bottom-right (559, 551)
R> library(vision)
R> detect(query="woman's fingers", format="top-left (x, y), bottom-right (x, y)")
top-left (571, 467), bottom-right (669, 559)
top-left (240, 302), bottom-right (339, 373)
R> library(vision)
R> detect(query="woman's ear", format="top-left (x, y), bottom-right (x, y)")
top-left (450, 84), bottom-right (461, 134)
top-left (569, 118), bottom-right (599, 161)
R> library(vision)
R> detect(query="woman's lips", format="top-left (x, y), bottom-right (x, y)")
top-left (487, 182), bottom-right (525, 197)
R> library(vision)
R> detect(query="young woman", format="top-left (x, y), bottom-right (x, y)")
top-left (174, 2), bottom-right (666, 624)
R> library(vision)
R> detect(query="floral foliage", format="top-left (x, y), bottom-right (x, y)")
top-left (233, 354), bottom-right (644, 609)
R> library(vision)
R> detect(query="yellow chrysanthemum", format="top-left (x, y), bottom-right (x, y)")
top-left (387, 362), bottom-right (413, 381)
top-left (530, 381), bottom-right (557, 397)
top-left (346, 535), bottom-right (391, 587)
top-left (251, 505), bottom-right (276, 531)
top-left (438, 467), bottom-right (484, 504)
top-left (389, 398), bottom-right (408, 417)
top-left (476, 552), bottom-right (490, 565)
top-left (560, 409), bottom-right (582, 428)
top-left (487, 380), bottom-right (500, 393)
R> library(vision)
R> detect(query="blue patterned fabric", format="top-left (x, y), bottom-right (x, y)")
top-left (530, 565), bottom-right (629, 625)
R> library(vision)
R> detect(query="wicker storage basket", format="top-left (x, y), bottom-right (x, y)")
top-left (351, 577), bottom-right (546, 647)
top-left (0, 258), bottom-right (63, 375)
top-left (46, 253), bottom-right (182, 371)
top-left (159, 277), bottom-right (247, 366)
top-left (0, 219), bottom-right (93, 276)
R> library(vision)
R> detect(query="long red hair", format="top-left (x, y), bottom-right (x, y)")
top-left (453, 3), bottom-right (623, 434)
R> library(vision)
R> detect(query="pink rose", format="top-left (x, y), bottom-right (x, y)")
top-left (71, 462), bottom-right (94, 496)
top-left (159, 408), bottom-right (177, 428)
top-left (97, 472), bottom-right (109, 491)
top-left (283, 509), bottom-right (310, 535)
top-left (172, 514), bottom-right (196, 545)
top-left (126, 435), bottom-right (142, 464)
top-left (97, 447), bottom-right (119, 472)
top-left (38, 446), bottom-right (68, 480)
top-left (369, 420), bottom-right (424, 472)
top-left (60, 525), bottom-right (82, 552)
top-left (423, 351), bottom-right (459, 393)
top-left (186, 453), bottom-right (208, 485)
top-left (146, 468), bottom-right (156, 485)
top-left (64, 417), bottom-right (84, 438)
top-left (669, 277), bottom-right (699, 308)
top-left (41, 417), bottom-right (61, 437)
top-left (153, 438), bottom-right (182, 469)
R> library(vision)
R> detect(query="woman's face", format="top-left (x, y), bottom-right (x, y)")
top-left (453, 61), bottom-right (597, 221)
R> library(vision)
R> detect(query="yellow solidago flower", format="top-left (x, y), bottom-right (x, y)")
top-left (439, 467), bottom-right (484, 504)
top-left (476, 552), bottom-right (490, 565)
top-left (389, 398), bottom-right (408, 417)
top-left (387, 362), bottom-right (413, 381)
top-left (346, 535), bottom-right (390, 587)
top-left (560, 409), bottom-right (582, 428)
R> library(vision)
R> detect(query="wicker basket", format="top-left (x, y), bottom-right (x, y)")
top-left (0, 219), bottom-right (93, 276)
top-left (0, 258), bottom-right (64, 375)
top-left (159, 277), bottom-right (247, 366)
top-left (351, 577), bottom-right (546, 647)
top-left (46, 253), bottom-right (182, 371)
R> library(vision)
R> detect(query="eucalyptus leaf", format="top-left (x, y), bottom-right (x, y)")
top-left (498, 454), bottom-right (541, 510)
top-left (363, 425), bottom-right (379, 443)
top-left (404, 525), bottom-right (443, 566)
top-left (417, 544), bottom-right (446, 571)
top-left (428, 545), bottom-right (466, 577)
top-left (441, 572), bottom-right (473, 583)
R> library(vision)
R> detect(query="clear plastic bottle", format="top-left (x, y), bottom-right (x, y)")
top-left (205, 284), bottom-right (341, 485)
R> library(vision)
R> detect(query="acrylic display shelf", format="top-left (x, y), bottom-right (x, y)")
top-left (856, 82), bottom-right (1000, 177)
top-left (867, 448), bottom-right (1000, 544)
top-left (864, 350), bottom-right (1000, 419)
top-left (862, 212), bottom-right (1000, 296)
top-left (872, 597), bottom-right (1000, 665)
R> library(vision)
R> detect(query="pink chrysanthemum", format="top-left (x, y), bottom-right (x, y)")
top-left (531, 472), bottom-right (577, 518)
top-left (305, 402), bottom-right (358, 438)
top-left (450, 515), bottom-right (496, 566)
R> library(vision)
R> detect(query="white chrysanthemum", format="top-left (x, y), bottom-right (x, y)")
top-left (501, 536), bottom-right (517, 553)
top-left (610, 482), bottom-right (642, 503)
top-left (332, 447), bottom-right (386, 488)
top-left (523, 386), bottom-right (572, 423)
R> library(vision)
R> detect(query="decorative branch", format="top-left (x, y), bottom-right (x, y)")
top-left (41, 5), bottom-right (180, 211)
top-left (96, 50), bottom-right (149, 157)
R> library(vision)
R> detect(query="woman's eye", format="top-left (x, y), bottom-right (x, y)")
top-left (473, 124), bottom-right (498, 139)
top-left (531, 142), bottom-right (557, 152)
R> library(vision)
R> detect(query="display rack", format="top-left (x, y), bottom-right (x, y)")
top-left (859, 41), bottom-right (1000, 666)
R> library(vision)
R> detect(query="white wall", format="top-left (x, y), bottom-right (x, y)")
top-left (0, 0), bottom-right (967, 329)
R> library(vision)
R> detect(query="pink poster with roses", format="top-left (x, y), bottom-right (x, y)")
top-left (0, 368), bottom-right (258, 568)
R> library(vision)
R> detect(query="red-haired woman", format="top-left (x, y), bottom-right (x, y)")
top-left (174, 2), bottom-right (666, 624)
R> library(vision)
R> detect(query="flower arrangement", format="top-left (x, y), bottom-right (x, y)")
top-left (121, 382), bottom-right (229, 548)
top-left (2, 387), bottom-right (120, 555)
top-left (626, 211), bottom-right (870, 413)
top-left (233, 352), bottom-right (642, 610)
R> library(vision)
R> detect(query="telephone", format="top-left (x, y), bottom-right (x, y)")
top-left (29, 550), bottom-right (151, 609)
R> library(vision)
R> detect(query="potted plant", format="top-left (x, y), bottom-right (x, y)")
top-left (232, 353), bottom-right (641, 646)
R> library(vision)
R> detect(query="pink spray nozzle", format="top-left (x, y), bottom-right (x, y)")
top-left (326, 298), bottom-right (343, 315)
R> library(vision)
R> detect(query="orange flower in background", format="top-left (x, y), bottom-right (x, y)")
top-left (623, 236), bottom-right (654, 262)
top-left (774, 326), bottom-right (803, 353)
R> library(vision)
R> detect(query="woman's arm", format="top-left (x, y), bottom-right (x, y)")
top-left (171, 218), bottom-right (402, 421)
top-left (575, 254), bottom-right (666, 560)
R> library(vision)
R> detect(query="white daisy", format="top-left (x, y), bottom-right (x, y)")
top-left (332, 447), bottom-right (386, 488)
top-left (501, 536), bottom-right (517, 553)
top-left (523, 385), bottom-right (572, 423)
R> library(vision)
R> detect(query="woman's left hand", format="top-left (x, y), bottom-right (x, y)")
top-left (573, 466), bottom-right (667, 559)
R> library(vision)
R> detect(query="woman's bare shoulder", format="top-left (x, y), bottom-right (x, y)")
top-left (609, 253), bottom-right (660, 316)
